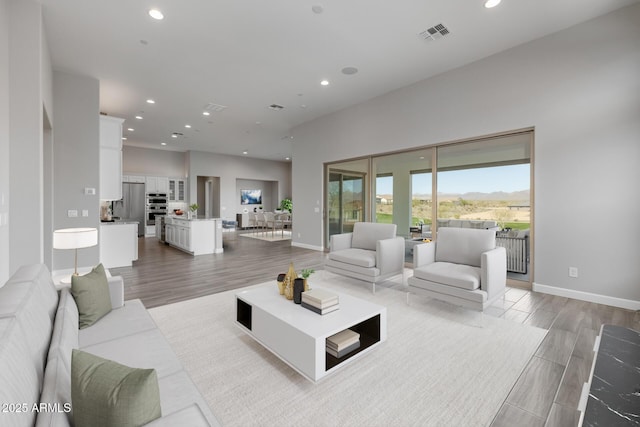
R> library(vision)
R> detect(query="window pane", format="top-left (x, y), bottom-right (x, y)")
top-left (375, 175), bottom-right (393, 223)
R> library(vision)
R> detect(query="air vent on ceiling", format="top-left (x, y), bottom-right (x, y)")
top-left (203, 102), bottom-right (227, 112)
top-left (419, 23), bottom-right (450, 42)
top-left (269, 104), bottom-right (285, 111)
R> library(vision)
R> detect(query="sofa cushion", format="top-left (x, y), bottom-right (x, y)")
top-left (36, 355), bottom-right (73, 427)
top-left (71, 264), bottom-right (112, 329)
top-left (81, 328), bottom-right (183, 379)
top-left (328, 248), bottom-right (376, 268)
top-left (47, 289), bottom-right (79, 369)
top-left (435, 227), bottom-right (496, 267)
top-left (414, 262), bottom-right (481, 290)
top-left (0, 318), bottom-right (40, 427)
top-left (4, 264), bottom-right (58, 321)
top-left (71, 349), bottom-right (161, 427)
top-left (156, 371), bottom-right (219, 426)
top-left (351, 222), bottom-right (396, 251)
top-left (78, 299), bottom-right (158, 348)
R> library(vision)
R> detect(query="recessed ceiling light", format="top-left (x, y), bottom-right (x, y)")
top-left (148, 9), bottom-right (164, 20)
top-left (161, 142), bottom-right (167, 146)
top-left (202, 111), bottom-right (210, 116)
top-left (135, 115), bottom-right (143, 120)
top-left (312, 5), bottom-right (324, 14)
top-left (127, 128), bottom-right (134, 131)
top-left (320, 80), bottom-right (330, 86)
top-left (242, 151), bottom-right (248, 155)
top-left (484, 0), bottom-right (501, 8)
top-left (171, 134), bottom-right (177, 138)
top-left (122, 137), bottom-right (127, 140)
top-left (285, 157), bottom-right (291, 161)
top-left (184, 124), bottom-right (191, 128)
top-left (300, 104), bottom-right (307, 109)
top-left (342, 67), bottom-right (358, 75)
top-left (146, 99), bottom-right (155, 104)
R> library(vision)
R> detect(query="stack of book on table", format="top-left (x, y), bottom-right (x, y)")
top-left (301, 288), bottom-right (339, 315)
top-left (326, 329), bottom-right (360, 358)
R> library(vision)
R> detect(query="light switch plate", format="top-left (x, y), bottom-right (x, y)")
top-left (68, 210), bottom-right (78, 217)
top-left (82, 210), bottom-right (89, 217)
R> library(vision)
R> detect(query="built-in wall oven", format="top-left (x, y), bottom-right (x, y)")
top-left (146, 193), bottom-right (168, 226)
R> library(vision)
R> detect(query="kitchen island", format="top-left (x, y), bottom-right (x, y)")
top-left (165, 216), bottom-right (223, 255)
top-left (100, 221), bottom-right (139, 268)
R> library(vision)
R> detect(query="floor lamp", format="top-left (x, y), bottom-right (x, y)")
top-left (53, 227), bottom-right (98, 283)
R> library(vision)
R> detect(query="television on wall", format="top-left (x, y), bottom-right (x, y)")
top-left (241, 189), bottom-right (262, 205)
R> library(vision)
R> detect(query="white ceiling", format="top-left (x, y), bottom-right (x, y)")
top-left (39, 0), bottom-right (638, 161)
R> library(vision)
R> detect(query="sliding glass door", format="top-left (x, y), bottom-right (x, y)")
top-left (326, 159), bottom-right (368, 243)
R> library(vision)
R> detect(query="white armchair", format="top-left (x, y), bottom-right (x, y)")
top-left (325, 222), bottom-right (405, 293)
top-left (408, 227), bottom-right (506, 311)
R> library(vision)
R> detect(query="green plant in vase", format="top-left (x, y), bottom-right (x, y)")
top-left (189, 203), bottom-right (198, 219)
top-left (279, 198), bottom-right (292, 213)
top-left (299, 268), bottom-right (315, 292)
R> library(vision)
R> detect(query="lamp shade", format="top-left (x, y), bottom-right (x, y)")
top-left (53, 228), bottom-right (98, 250)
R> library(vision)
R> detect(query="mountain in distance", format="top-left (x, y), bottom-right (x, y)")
top-left (412, 189), bottom-right (530, 201)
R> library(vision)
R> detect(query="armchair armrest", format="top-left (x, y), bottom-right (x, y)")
top-left (376, 237), bottom-right (405, 275)
top-left (107, 275), bottom-right (124, 309)
top-left (330, 232), bottom-right (353, 252)
top-left (481, 246), bottom-right (507, 301)
top-left (413, 242), bottom-right (436, 268)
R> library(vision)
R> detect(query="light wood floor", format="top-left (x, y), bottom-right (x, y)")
top-left (111, 231), bottom-right (639, 427)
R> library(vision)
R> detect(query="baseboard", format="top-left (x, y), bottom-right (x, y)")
top-left (291, 241), bottom-right (325, 252)
top-left (533, 282), bottom-right (640, 311)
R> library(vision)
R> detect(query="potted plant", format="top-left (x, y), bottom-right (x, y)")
top-left (299, 268), bottom-right (315, 292)
top-left (188, 203), bottom-right (199, 219)
top-left (279, 198), bottom-right (292, 213)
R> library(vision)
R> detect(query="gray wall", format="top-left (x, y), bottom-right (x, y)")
top-left (7, 0), bottom-right (52, 276)
top-left (0, 0), bottom-right (9, 283)
top-left (52, 71), bottom-right (100, 271)
top-left (292, 5), bottom-right (640, 303)
top-left (187, 151), bottom-right (291, 220)
top-left (123, 146), bottom-right (187, 178)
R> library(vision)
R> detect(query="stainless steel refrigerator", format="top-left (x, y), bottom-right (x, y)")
top-left (112, 182), bottom-right (145, 236)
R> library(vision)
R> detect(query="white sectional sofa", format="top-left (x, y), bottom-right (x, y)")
top-left (0, 264), bottom-right (220, 427)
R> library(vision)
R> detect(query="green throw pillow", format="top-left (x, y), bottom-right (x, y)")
top-left (71, 349), bottom-right (162, 427)
top-left (71, 263), bottom-right (112, 329)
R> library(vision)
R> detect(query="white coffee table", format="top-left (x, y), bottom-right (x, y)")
top-left (235, 285), bottom-right (387, 383)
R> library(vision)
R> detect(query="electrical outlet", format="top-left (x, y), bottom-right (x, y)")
top-left (569, 267), bottom-right (578, 278)
top-left (82, 210), bottom-right (89, 217)
top-left (68, 210), bottom-right (78, 218)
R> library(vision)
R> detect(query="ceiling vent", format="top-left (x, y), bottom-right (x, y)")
top-left (419, 23), bottom-right (450, 42)
top-left (203, 102), bottom-right (227, 112)
top-left (269, 104), bottom-right (285, 111)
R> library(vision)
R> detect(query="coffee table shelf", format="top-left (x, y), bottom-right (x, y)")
top-left (235, 285), bottom-right (387, 383)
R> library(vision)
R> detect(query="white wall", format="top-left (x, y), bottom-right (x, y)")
top-left (0, 0), bottom-right (9, 284)
top-left (52, 71), bottom-right (100, 271)
top-left (123, 146), bottom-right (187, 178)
top-left (292, 5), bottom-right (640, 305)
top-left (8, 0), bottom-right (47, 275)
top-left (187, 151), bottom-right (291, 220)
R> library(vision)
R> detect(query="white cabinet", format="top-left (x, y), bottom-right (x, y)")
top-left (146, 176), bottom-right (169, 194)
top-left (165, 218), bottom-right (221, 255)
top-left (100, 223), bottom-right (138, 268)
top-left (123, 175), bottom-right (145, 183)
top-left (169, 178), bottom-right (186, 202)
top-left (99, 116), bottom-right (125, 200)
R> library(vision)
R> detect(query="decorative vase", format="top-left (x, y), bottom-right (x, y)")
top-left (293, 278), bottom-right (304, 304)
top-left (277, 273), bottom-right (286, 295)
top-left (283, 263), bottom-right (296, 300)
top-left (303, 278), bottom-right (309, 292)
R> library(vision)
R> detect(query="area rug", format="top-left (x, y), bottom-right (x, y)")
top-left (239, 230), bottom-right (292, 242)
top-left (149, 274), bottom-right (547, 427)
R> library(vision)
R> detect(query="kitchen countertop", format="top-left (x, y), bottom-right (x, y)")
top-left (167, 216), bottom-right (220, 222)
top-left (100, 220), bottom-right (139, 225)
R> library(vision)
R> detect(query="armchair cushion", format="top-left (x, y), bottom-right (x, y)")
top-left (413, 262), bottom-right (481, 291)
top-left (328, 249), bottom-right (376, 268)
top-left (435, 228), bottom-right (496, 267)
top-left (351, 222), bottom-right (396, 251)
